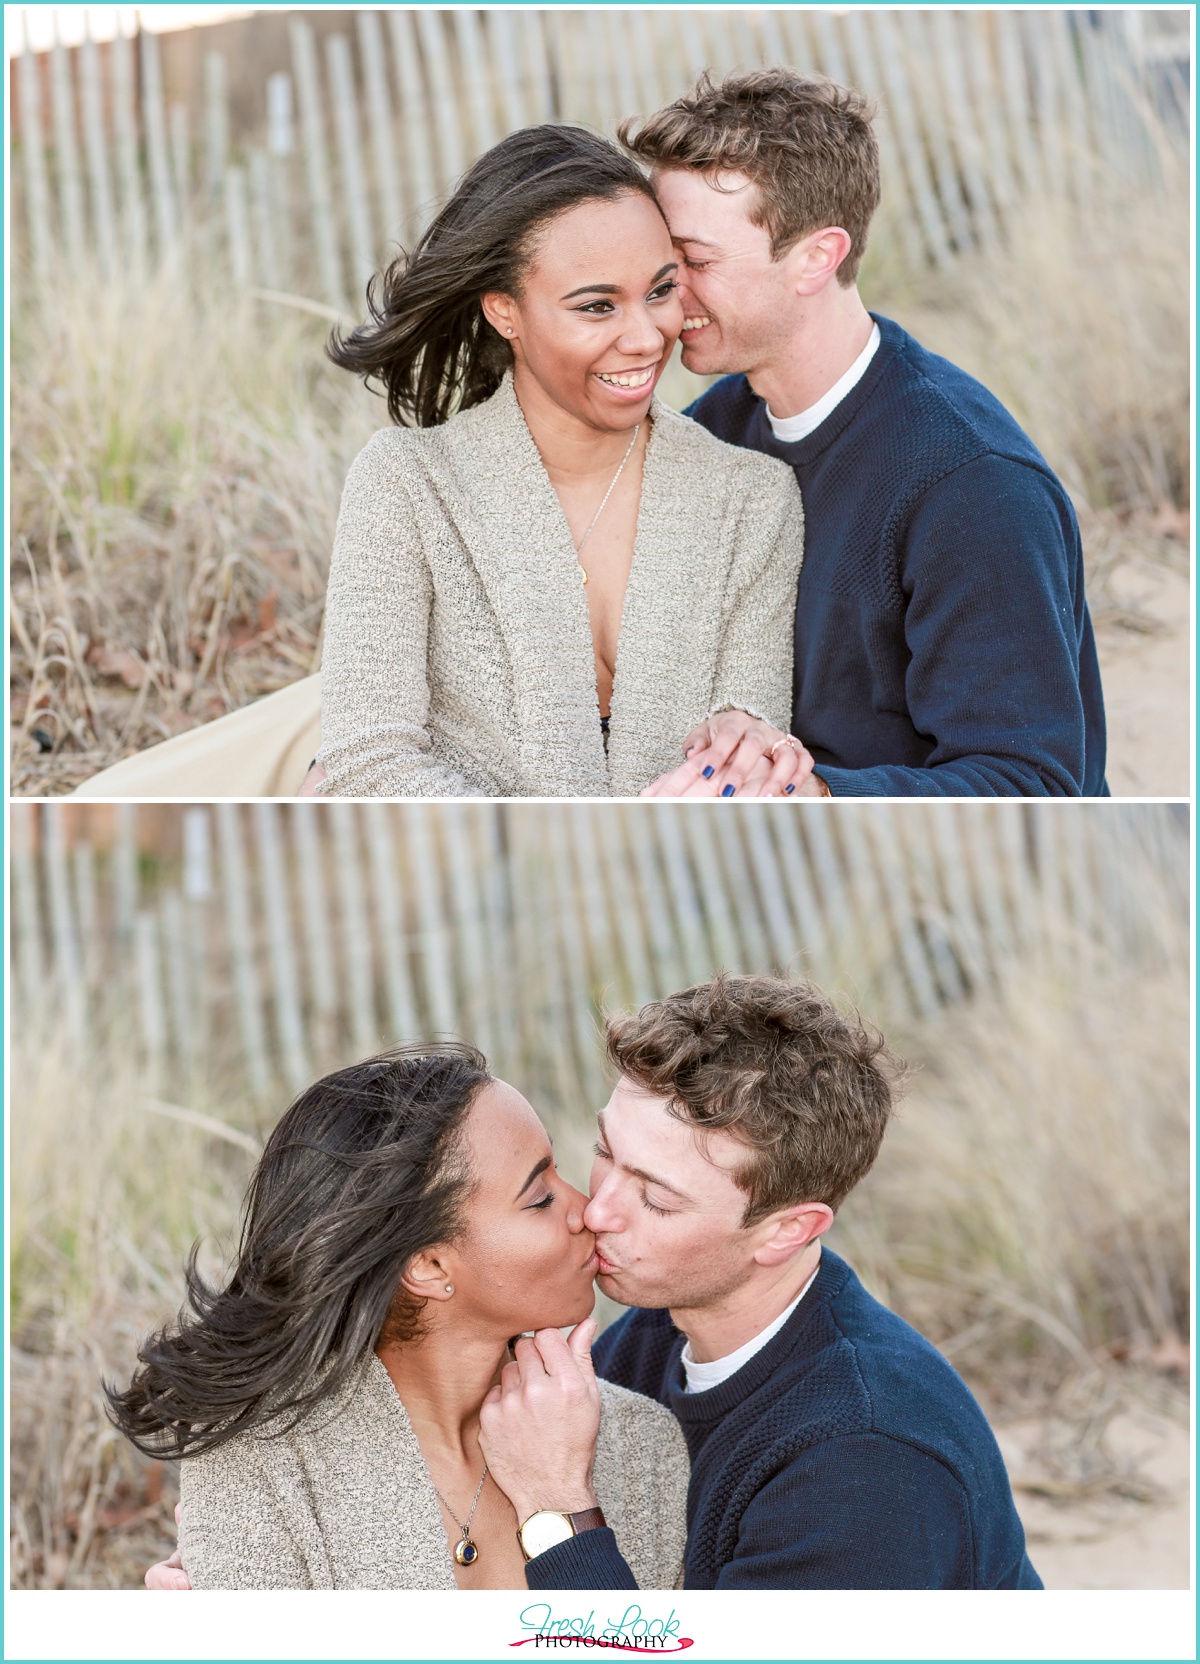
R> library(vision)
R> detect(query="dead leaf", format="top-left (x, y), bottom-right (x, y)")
top-left (88, 646), bottom-right (147, 689)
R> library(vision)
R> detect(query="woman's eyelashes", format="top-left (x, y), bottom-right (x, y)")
top-left (573, 281), bottom-right (678, 316)
top-left (526, 1191), bottom-right (555, 1211)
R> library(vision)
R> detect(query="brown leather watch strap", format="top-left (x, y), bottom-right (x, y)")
top-left (567, 1507), bottom-right (607, 1534)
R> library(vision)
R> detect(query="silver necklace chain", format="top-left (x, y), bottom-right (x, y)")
top-left (573, 422), bottom-right (641, 583)
top-left (433, 1462), bottom-right (489, 1564)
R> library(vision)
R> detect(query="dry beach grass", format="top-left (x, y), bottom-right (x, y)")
top-left (9, 902), bottom-right (1189, 1588)
top-left (9, 148), bottom-right (1191, 796)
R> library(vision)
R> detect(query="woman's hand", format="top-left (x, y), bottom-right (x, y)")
top-left (145, 1504), bottom-right (192, 1590)
top-left (642, 710), bottom-right (816, 798)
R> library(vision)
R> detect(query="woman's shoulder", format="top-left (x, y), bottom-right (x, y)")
top-left (596, 1376), bottom-right (687, 1461)
top-left (651, 398), bottom-right (798, 493)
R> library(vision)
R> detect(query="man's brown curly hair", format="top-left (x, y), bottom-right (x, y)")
top-left (605, 975), bottom-right (901, 1226)
top-left (619, 68), bottom-right (881, 285)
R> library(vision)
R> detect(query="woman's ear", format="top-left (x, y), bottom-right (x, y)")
top-left (481, 291), bottom-right (518, 341)
top-left (400, 1247), bottom-right (457, 1304)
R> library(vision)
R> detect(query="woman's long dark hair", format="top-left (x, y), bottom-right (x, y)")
top-left (328, 124), bottom-right (661, 428)
top-left (106, 1044), bottom-right (490, 1460)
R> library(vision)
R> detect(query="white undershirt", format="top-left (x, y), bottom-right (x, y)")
top-left (765, 323), bottom-right (882, 444)
top-left (680, 1263), bottom-right (821, 1394)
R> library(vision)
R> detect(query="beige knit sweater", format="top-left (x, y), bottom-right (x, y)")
top-left (315, 373), bottom-right (804, 797)
top-left (178, 1356), bottom-right (689, 1589)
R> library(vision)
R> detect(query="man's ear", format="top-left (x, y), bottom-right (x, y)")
top-left (784, 226), bottom-right (852, 298)
top-left (399, 1246), bottom-right (457, 1305)
top-left (751, 1201), bottom-right (834, 1268)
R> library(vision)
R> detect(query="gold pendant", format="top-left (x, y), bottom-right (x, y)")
top-left (454, 1537), bottom-right (479, 1566)
top-left (578, 563), bottom-right (588, 585)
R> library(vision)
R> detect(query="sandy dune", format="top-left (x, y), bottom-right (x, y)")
top-left (995, 1403), bottom-right (1191, 1588)
top-left (1097, 562), bottom-right (1191, 798)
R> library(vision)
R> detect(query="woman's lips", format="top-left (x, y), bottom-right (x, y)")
top-left (595, 1251), bottom-right (620, 1275)
top-left (580, 1249), bottom-right (600, 1274)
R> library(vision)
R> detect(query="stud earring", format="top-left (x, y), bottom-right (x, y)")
top-left (506, 328), bottom-right (513, 336)
top-left (445, 1284), bottom-right (454, 1294)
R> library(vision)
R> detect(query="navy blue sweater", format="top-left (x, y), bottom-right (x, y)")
top-left (525, 1250), bottom-right (1041, 1591)
top-left (687, 316), bottom-right (1107, 797)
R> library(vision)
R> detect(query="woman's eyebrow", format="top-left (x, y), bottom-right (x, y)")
top-left (560, 262), bottom-right (676, 302)
top-left (515, 1153), bottom-right (553, 1200)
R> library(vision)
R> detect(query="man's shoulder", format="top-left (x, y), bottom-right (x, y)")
top-left (684, 374), bottom-right (762, 442)
top-left (870, 315), bottom-right (1057, 482)
top-left (593, 1307), bottom-right (682, 1403)
top-left (776, 1256), bottom-right (1009, 1488)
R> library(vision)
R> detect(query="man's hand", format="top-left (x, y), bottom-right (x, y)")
top-left (478, 1321), bottom-right (601, 1525)
top-left (642, 710), bottom-right (815, 798)
top-left (145, 1504), bottom-right (192, 1589)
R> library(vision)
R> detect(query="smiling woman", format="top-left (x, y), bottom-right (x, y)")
top-left (70, 124), bottom-right (807, 802)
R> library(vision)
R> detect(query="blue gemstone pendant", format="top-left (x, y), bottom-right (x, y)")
top-left (454, 1538), bottom-right (479, 1566)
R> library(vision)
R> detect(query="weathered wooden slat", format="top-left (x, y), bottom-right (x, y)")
top-left (357, 10), bottom-right (404, 258)
top-left (290, 19), bottom-right (345, 311)
top-left (416, 9), bottom-right (466, 192)
top-left (894, 10), bottom-right (976, 255)
top-left (49, 27), bottom-right (86, 263)
top-left (43, 808), bottom-right (87, 1045)
top-left (10, 808), bottom-right (47, 1002)
top-left (653, 807), bottom-right (713, 986)
top-left (290, 805), bottom-right (340, 1061)
top-left (328, 805), bottom-right (379, 1057)
top-left (453, 9), bottom-right (499, 157)
top-left (404, 803), bottom-right (457, 1036)
top-left (927, 9), bottom-right (998, 246)
top-left (327, 33), bottom-right (375, 304)
top-left (223, 164), bottom-right (251, 290)
top-left (134, 910), bottom-right (167, 1082)
top-left (110, 28), bottom-right (147, 272)
top-left (214, 805), bottom-right (271, 1094)
top-left (140, 28), bottom-right (178, 259)
top-left (363, 806), bottom-right (421, 1046)
top-left (15, 40), bottom-right (53, 275)
top-left (205, 51), bottom-right (229, 194)
top-left (388, 10), bottom-right (437, 240)
top-left (441, 806), bottom-right (496, 1059)
top-left (253, 804), bottom-right (311, 1091)
top-left (79, 30), bottom-right (115, 272)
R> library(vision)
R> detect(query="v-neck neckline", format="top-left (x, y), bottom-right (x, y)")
top-left (509, 380), bottom-right (665, 766)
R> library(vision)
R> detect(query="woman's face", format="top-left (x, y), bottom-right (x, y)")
top-left (443, 1080), bottom-right (598, 1337)
top-left (487, 191), bottom-right (684, 433)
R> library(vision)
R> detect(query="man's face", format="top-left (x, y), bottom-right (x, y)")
top-left (652, 167), bottom-right (800, 381)
top-left (584, 1077), bottom-right (760, 1311)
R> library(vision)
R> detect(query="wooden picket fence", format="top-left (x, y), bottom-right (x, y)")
top-left (9, 802), bottom-right (1188, 1121)
top-left (10, 7), bottom-right (1189, 308)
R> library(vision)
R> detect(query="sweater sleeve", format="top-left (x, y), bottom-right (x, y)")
top-left (714, 1433), bottom-right (979, 1589)
top-left (708, 462), bottom-right (803, 732)
top-left (179, 1438), bottom-right (315, 1589)
top-left (315, 432), bottom-right (482, 798)
top-left (816, 454), bottom-right (1094, 798)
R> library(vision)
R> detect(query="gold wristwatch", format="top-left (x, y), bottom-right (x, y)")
top-left (517, 1507), bottom-right (607, 1561)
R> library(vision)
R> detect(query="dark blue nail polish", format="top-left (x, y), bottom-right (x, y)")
top-left (702, 765), bottom-right (714, 779)
top-left (786, 783), bottom-right (796, 794)
top-left (722, 784), bottom-right (735, 798)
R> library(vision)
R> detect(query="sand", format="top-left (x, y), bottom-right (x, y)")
top-left (1096, 562), bottom-right (1191, 798)
top-left (994, 1403), bottom-right (1191, 1589)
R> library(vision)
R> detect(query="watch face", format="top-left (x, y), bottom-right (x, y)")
top-left (520, 1511), bottom-right (575, 1559)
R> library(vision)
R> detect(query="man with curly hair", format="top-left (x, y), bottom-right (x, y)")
top-left (483, 975), bottom-right (1041, 1590)
top-left (631, 71), bottom-right (1106, 800)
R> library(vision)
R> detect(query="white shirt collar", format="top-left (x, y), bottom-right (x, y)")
top-left (765, 322), bottom-right (881, 444)
top-left (681, 1261), bottom-right (821, 1395)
